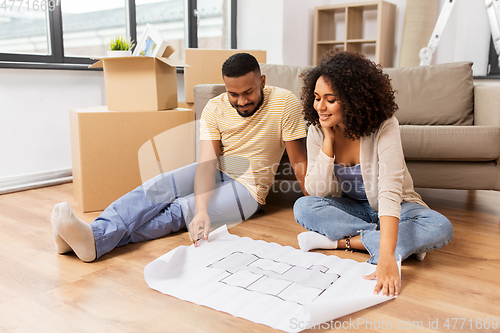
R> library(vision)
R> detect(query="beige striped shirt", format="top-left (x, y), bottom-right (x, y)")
top-left (200, 86), bottom-right (307, 205)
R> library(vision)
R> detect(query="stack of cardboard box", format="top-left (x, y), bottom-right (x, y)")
top-left (71, 46), bottom-right (195, 212)
top-left (72, 47), bottom-right (267, 212)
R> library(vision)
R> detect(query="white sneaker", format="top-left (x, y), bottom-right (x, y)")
top-left (415, 252), bottom-right (426, 261)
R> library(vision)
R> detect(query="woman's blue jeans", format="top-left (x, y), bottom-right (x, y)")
top-left (293, 194), bottom-right (453, 264)
top-left (90, 163), bottom-right (260, 259)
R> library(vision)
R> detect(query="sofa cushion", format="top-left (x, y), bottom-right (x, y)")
top-left (260, 63), bottom-right (312, 99)
top-left (193, 84), bottom-right (227, 159)
top-left (193, 84), bottom-right (227, 118)
top-left (384, 62), bottom-right (474, 126)
top-left (400, 125), bottom-right (500, 161)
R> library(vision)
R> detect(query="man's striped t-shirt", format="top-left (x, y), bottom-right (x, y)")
top-left (200, 86), bottom-right (307, 205)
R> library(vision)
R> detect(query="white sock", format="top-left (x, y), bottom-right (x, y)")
top-left (298, 231), bottom-right (338, 252)
top-left (51, 204), bottom-right (72, 254)
top-left (52, 202), bottom-right (97, 262)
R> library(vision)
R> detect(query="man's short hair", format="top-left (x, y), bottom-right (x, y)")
top-left (222, 53), bottom-right (261, 78)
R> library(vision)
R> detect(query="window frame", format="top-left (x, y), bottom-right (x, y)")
top-left (0, 0), bottom-right (237, 70)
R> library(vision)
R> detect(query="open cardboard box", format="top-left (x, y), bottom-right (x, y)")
top-left (90, 45), bottom-right (189, 111)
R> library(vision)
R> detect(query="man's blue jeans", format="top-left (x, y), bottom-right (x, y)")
top-left (293, 194), bottom-right (453, 264)
top-left (90, 163), bottom-right (260, 259)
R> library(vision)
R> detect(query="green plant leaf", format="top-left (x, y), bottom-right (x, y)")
top-left (107, 36), bottom-right (136, 51)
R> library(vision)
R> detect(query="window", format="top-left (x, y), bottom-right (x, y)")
top-left (0, 3), bottom-right (51, 55)
top-left (136, 0), bottom-right (186, 60)
top-left (0, 0), bottom-right (236, 69)
top-left (197, 0), bottom-right (233, 49)
top-left (61, 0), bottom-right (128, 58)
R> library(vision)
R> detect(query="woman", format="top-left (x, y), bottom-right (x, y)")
top-left (293, 51), bottom-right (453, 297)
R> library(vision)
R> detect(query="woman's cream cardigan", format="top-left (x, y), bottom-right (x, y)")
top-left (305, 116), bottom-right (427, 219)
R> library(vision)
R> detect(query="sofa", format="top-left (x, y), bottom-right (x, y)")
top-left (193, 62), bottom-right (500, 191)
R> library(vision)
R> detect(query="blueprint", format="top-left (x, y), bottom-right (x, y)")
top-left (144, 226), bottom-right (396, 332)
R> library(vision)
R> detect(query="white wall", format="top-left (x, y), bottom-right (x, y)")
top-left (0, 69), bottom-right (185, 183)
top-left (281, 0), bottom-right (331, 66)
top-left (0, 69), bottom-right (105, 179)
top-left (237, 0), bottom-right (285, 64)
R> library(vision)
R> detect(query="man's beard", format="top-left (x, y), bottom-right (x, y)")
top-left (232, 87), bottom-right (264, 117)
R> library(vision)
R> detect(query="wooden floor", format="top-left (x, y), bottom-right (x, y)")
top-left (0, 182), bottom-right (499, 332)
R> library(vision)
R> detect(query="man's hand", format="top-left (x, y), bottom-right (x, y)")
top-left (364, 255), bottom-right (400, 297)
top-left (191, 140), bottom-right (220, 247)
top-left (188, 210), bottom-right (211, 247)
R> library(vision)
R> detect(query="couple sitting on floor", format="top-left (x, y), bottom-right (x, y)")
top-left (51, 52), bottom-right (453, 297)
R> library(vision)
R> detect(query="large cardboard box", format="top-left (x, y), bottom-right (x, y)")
top-left (184, 49), bottom-right (267, 103)
top-left (90, 46), bottom-right (188, 111)
top-left (70, 106), bottom-right (195, 212)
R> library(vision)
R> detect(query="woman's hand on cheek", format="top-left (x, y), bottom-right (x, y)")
top-left (321, 125), bottom-right (336, 143)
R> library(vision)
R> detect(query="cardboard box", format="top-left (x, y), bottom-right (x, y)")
top-left (90, 46), bottom-right (189, 111)
top-left (70, 106), bottom-right (195, 212)
top-left (184, 49), bottom-right (267, 103)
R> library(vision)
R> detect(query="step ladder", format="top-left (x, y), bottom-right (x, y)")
top-left (419, 0), bottom-right (500, 67)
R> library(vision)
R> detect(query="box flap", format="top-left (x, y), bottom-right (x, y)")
top-left (89, 56), bottom-right (155, 68)
top-left (89, 54), bottom-right (188, 68)
top-left (157, 57), bottom-right (190, 68)
top-left (161, 45), bottom-right (175, 58)
top-left (89, 59), bottom-right (104, 68)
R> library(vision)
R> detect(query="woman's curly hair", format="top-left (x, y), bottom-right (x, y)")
top-left (300, 50), bottom-right (398, 140)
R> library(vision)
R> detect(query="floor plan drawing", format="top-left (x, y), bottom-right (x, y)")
top-left (144, 225), bottom-right (395, 332)
top-left (209, 251), bottom-right (340, 305)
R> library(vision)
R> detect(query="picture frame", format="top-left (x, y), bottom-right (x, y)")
top-left (133, 24), bottom-right (169, 57)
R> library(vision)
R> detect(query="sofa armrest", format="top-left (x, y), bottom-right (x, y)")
top-left (193, 84), bottom-right (226, 160)
top-left (193, 84), bottom-right (227, 121)
top-left (474, 85), bottom-right (500, 126)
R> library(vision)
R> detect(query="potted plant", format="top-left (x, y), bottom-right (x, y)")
top-left (107, 36), bottom-right (135, 57)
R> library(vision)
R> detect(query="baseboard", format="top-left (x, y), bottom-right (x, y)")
top-left (0, 169), bottom-right (73, 195)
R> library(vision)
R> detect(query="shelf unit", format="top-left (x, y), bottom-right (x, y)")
top-left (312, 1), bottom-right (396, 66)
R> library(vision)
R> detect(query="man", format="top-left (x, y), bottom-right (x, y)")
top-left (51, 53), bottom-right (307, 262)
